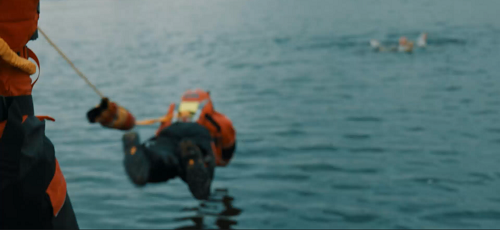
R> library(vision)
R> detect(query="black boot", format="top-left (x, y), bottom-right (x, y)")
top-left (178, 140), bottom-right (211, 200)
top-left (122, 132), bottom-right (150, 186)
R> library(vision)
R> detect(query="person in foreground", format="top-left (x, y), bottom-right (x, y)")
top-left (87, 89), bottom-right (236, 200)
top-left (0, 1), bottom-right (79, 228)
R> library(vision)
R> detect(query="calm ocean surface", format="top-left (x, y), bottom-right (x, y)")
top-left (30, 0), bottom-right (500, 228)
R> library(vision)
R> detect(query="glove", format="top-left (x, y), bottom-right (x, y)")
top-left (87, 98), bottom-right (135, 131)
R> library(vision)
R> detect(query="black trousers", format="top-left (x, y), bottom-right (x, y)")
top-left (124, 122), bottom-right (216, 185)
top-left (0, 96), bottom-right (79, 229)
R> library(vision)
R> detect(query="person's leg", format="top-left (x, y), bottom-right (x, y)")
top-left (158, 122), bottom-right (216, 200)
top-left (123, 132), bottom-right (151, 186)
top-left (122, 132), bottom-right (181, 186)
top-left (52, 193), bottom-right (79, 229)
top-left (178, 139), bottom-right (211, 200)
top-left (123, 123), bottom-right (216, 200)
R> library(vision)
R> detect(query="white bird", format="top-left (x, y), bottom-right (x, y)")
top-left (417, 32), bottom-right (428, 48)
top-left (370, 39), bottom-right (381, 49)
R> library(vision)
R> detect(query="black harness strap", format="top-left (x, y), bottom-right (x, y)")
top-left (204, 114), bottom-right (223, 149)
top-left (204, 114), bottom-right (221, 132)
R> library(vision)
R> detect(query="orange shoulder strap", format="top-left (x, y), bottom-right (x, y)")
top-left (27, 47), bottom-right (40, 88)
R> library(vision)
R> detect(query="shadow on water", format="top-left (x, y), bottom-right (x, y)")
top-left (175, 188), bottom-right (242, 229)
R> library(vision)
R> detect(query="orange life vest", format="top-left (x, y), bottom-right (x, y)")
top-left (156, 89), bottom-right (236, 166)
top-left (0, 0), bottom-right (40, 96)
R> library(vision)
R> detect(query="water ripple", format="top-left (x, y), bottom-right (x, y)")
top-left (295, 163), bottom-right (381, 174)
top-left (346, 116), bottom-right (384, 123)
top-left (34, 0), bottom-right (500, 228)
top-left (322, 209), bottom-right (380, 223)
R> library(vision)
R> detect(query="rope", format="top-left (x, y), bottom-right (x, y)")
top-left (38, 27), bottom-right (105, 98)
top-left (38, 27), bottom-right (170, 127)
top-left (136, 114), bottom-right (173, 126)
top-left (0, 37), bottom-right (37, 74)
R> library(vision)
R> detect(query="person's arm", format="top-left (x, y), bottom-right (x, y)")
top-left (212, 112), bottom-right (236, 166)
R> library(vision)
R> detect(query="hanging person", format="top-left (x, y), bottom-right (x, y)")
top-left (87, 89), bottom-right (236, 200)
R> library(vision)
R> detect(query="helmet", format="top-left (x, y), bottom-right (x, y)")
top-left (176, 89), bottom-right (214, 122)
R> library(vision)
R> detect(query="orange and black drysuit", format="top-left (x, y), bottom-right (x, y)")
top-left (0, 1), bottom-right (79, 228)
top-left (111, 89), bottom-right (236, 200)
top-left (155, 89), bottom-right (236, 167)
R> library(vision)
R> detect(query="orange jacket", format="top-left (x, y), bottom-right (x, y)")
top-left (0, 1), bottom-right (71, 224)
top-left (156, 89), bottom-right (236, 166)
top-left (0, 0), bottom-right (39, 96)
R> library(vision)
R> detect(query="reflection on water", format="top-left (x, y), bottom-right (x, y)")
top-left (175, 188), bottom-right (242, 229)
